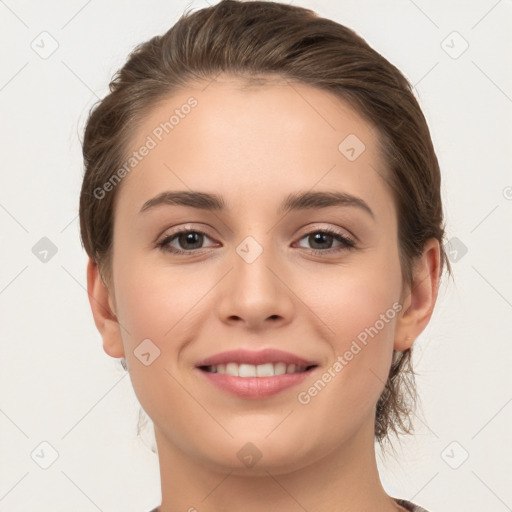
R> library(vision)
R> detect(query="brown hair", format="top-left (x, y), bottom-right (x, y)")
top-left (79, 0), bottom-right (450, 442)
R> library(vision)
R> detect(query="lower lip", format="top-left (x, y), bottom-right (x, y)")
top-left (197, 368), bottom-right (315, 398)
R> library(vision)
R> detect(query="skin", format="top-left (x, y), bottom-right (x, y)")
top-left (87, 74), bottom-right (440, 512)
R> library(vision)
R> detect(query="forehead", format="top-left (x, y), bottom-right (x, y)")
top-left (116, 75), bottom-right (389, 215)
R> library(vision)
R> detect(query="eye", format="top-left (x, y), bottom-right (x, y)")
top-left (156, 227), bottom-right (356, 256)
top-left (156, 229), bottom-right (217, 255)
top-left (296, 228), bottom-right (355, 254)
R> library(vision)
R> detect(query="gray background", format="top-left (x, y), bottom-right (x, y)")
top-left (1, 0), bottom-right (511, 510)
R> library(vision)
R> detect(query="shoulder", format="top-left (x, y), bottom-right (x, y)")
top-left (150, 502), bottom-right (429, 512)
top-left (395, 498), bottom-right (431, 511)
top-left (394, 498), bottom-right (428, 512)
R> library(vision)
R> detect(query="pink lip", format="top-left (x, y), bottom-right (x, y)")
top-left (195, 348), bottom-right (318, 399)
top-left (195, 348), bottom-right (317, 367)
top-left (198, 368), bottom-right (316, 399)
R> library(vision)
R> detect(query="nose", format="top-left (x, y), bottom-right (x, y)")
top-left (216, 236), bottom-right (295, 331)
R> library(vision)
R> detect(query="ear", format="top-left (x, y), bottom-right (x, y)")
top-left (86, 258), bottom-right (125, 359)
top-left (394, 238), bottom-right (441, 351)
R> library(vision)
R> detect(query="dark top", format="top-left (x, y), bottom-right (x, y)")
top-left (148, 498), bottom-right (429, 511)
top-left (395, 498), bottom-right (430, 511)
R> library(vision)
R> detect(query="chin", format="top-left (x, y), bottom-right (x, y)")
top-left (191, 431), bottom-right (326, 476)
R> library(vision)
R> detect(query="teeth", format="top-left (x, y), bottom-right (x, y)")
top-left (256, 363), bottom-right (274, 377)
top-left (205, 362), bottom-right (310, 377)
top-left (274, 362), bottom-right (287, 375)
top-left (239, 364), bottom-right (257, 377)
top-left (226, 362), bottom-right (238, 376)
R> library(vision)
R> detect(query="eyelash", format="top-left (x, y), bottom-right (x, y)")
top-left (156, 227), bottom-right (356, 256)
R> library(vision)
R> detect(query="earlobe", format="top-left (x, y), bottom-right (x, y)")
top-left (394, 239), bottom-right (441, 351)
top-left (86, 258), bottom-right (125, 359)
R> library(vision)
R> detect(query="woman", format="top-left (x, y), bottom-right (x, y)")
top-left (79, 1), bottom-right (449, 510)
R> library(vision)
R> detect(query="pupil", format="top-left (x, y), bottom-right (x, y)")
top-left (180, 232), bottom-right (202, 250)
top-left (311, 232), bottom-right (332, 249)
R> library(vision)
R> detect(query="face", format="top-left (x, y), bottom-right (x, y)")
top-left (104, 75), bottom-right (408, 474)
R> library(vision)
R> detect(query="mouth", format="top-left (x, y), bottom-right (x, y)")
top-left (195, 349), bottom-right (319, 399)
top-left (199, 362), bottom-right (317, 377)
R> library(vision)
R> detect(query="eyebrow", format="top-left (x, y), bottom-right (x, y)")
top-left (139, 190), bottom-right (374, 218)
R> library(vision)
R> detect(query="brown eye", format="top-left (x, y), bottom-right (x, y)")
top-left (296, 229), bottom-right (355, 254)
top-left (157, 230), bottom-right (217, 254)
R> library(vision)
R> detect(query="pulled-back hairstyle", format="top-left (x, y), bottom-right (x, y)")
top-left (79, 0), bottom-right (450, 443)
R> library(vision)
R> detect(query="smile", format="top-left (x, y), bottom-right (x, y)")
top-left (200, 362), bottom-right (315, 377)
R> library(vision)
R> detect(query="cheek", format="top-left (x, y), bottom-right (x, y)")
top-left (296, 255), bottom-right (402, 410)
top-left (299, 244), bottom-right (402, 344)
top-left (113, 251), bottom-right (201, 344)
top-left (110, 260), bottom-right (202, 431)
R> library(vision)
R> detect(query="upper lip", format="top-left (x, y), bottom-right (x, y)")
top-left (195, 348), bottom-right (318, 368)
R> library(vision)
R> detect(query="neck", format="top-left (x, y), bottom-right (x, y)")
top-left (153, 417), bottom-right (400, 512)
